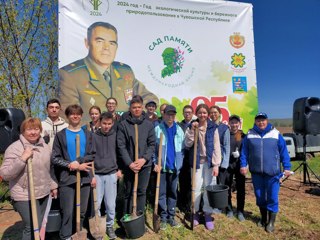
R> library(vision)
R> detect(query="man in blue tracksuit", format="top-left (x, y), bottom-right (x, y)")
top-left (153, 105), bottom-right (184, 230)
top-left (240, 112), bottom-right (292, 233)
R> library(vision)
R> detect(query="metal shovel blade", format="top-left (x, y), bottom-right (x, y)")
top-left (71, 229), bottom-right (87, 240)
top-left (153, 213), bottom-right (160, 233)
top-left (89, 215), bottom-right (106, 239)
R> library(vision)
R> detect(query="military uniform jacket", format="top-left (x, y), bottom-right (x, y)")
top-left (58, 56), bottom-right (159, 122)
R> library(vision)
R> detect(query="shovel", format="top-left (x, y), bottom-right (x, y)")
top-left (89, 162), bottom-right (106, 240)
top-left (71, 134), bottom-right (87, 240)
top-left (153, 133), bottom-right (163, 233)
top-left (39, 194), bottom-right (52, 240)
top-left (132, 124), bottom-right (139, 217)
top-left (191, 127), bottom-right (199, 230)
top-left (27, 157), bottom-right (40, 240)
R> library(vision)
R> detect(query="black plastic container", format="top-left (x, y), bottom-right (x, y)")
top-left (206, 184), bottom-right (229, 209)
top-left (46, 210), bottom-right (61, 232)
top-left (120, 212), bottom-right (145, 239)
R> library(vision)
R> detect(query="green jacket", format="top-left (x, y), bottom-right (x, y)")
top-left (58, 56), bottom-right (159, 122)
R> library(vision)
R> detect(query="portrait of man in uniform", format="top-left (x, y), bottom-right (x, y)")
top-left (58, 21), bottom-right (159, 122)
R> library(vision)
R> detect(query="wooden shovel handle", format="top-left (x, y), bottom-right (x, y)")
top-left (132, 124), bottom-right (139, 216)
top-left (91, 162), bottom-right (99, 216)
top-left (76, 134), bottom-right (81, 232)
top-left (191, 127), bottom-right (199, 215)
top-left (28, 158), bottom-right (40, 240)
top-left (154, 133), bottom-right (163, 213)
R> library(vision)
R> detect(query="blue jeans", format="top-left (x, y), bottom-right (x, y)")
top-left (95, 173), bottom-right (117, 227)
top-left (159, 171), bottom-right (179, 222)
top-left (251, 173), bottom-right (281, 213)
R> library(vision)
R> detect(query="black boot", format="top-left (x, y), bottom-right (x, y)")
top-left (266, 211), bottom-right (277, 233)
top-left (257, 207), bottom-right (268, 227)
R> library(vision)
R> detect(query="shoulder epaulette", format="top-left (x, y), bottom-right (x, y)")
top-left (62, 59), bottom-right (86, 73)
top-left (112, 61), bottom-right (131, 70)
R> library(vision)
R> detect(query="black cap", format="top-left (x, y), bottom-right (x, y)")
top-left (145, 100), bottom-right (157, 107)
top-left (164, 105), bottom-right (177, 114)
top-left (229, 115), bottom-right (241, 122)
top-left (255, 112), bottom-right (268, 119)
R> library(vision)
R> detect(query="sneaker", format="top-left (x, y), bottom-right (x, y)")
top-left (204, 213), bottom-right (214, 231)
top-left (168, 219), bottom-right (181, 228)
top-left (193, 212), bottom-right (200, 226)
top-left (237, 211), bottom-right (245, 222)
top-left (160, 221), bottom-right (167, 230)
top-left (212, 208), bottom-right (222, 214)
top-left (227, 210), bottom-right (234, 218)
top-left (106, 226), bottom-right (116, 240)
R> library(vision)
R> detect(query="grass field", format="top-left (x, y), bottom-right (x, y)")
top-left (0, 157), bottom-right (320, 239)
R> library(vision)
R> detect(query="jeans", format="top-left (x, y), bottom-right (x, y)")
top-left (13, 195), bottom-right (49, 240)
top-left (193, 163), bottom-right (216, 214)
top-left (95, 173), bottom-right (117, 227)
top-left (123, 166), bottom-right (151, 215)
top-left (159, 171), bottom-right (179, 222)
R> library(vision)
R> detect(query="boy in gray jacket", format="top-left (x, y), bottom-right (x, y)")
top-left (92, 112), bottom-right (122, 240)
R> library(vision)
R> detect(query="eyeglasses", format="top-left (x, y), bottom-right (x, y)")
top-left (184, 111), bottom-right (193, 114)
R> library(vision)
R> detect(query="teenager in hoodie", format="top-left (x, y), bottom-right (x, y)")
top-left (117, 95), bottom-right (156, 216)
top-left (41, 98), bottom-right (68, 149)
top-left (240, 112), bottom-right (292, 233)
top-left (91, 112), bottom-right (122, 239)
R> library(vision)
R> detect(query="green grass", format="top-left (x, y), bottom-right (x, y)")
top-left (290, 156), bottom-right (320, 177)
top-left (1, 155), bottom-right (320, 239)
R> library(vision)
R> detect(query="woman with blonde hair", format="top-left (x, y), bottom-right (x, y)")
top-left (0, 117), bottom-right (58, 240)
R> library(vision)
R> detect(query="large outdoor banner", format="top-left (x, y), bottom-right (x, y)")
top-left (58, 0), bottom-right (258, 131)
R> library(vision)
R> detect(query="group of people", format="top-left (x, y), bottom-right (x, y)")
top-left (0, 95), bottom-right (292, 240)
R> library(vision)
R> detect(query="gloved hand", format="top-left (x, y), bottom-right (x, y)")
top-left (232, 150), bottom-right (240, 158)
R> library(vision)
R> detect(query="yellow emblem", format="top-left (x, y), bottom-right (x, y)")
top-left (114, 69), bottom-right (121, 79)
top-left (89, 69), bottom-right (98, 80)
top-left (84, 90), bottom-right (101, 96)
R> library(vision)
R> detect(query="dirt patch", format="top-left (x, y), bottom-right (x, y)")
top-left (0, 175), bottom-right (320, 239)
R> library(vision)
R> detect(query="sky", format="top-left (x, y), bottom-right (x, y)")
top-left (234, 0), bottom-right (320, 119)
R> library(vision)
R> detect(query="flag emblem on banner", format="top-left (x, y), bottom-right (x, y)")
top-left (231, 53), bottom-right (246, 68)
top-left (229, 33), bottom-right (245, 49)
top-left (232, 76), bottom-right (247, 93)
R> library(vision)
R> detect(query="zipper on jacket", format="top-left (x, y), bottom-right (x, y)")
top-left (260, 136), bottom-right (263, 173)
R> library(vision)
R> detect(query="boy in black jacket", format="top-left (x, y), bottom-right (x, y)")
top-left (51, 104), bottom-right (93, 240)
top-left (92, 112), bottom-right (121, 239)
top-left (117, 95), bottom-right (156, 216)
